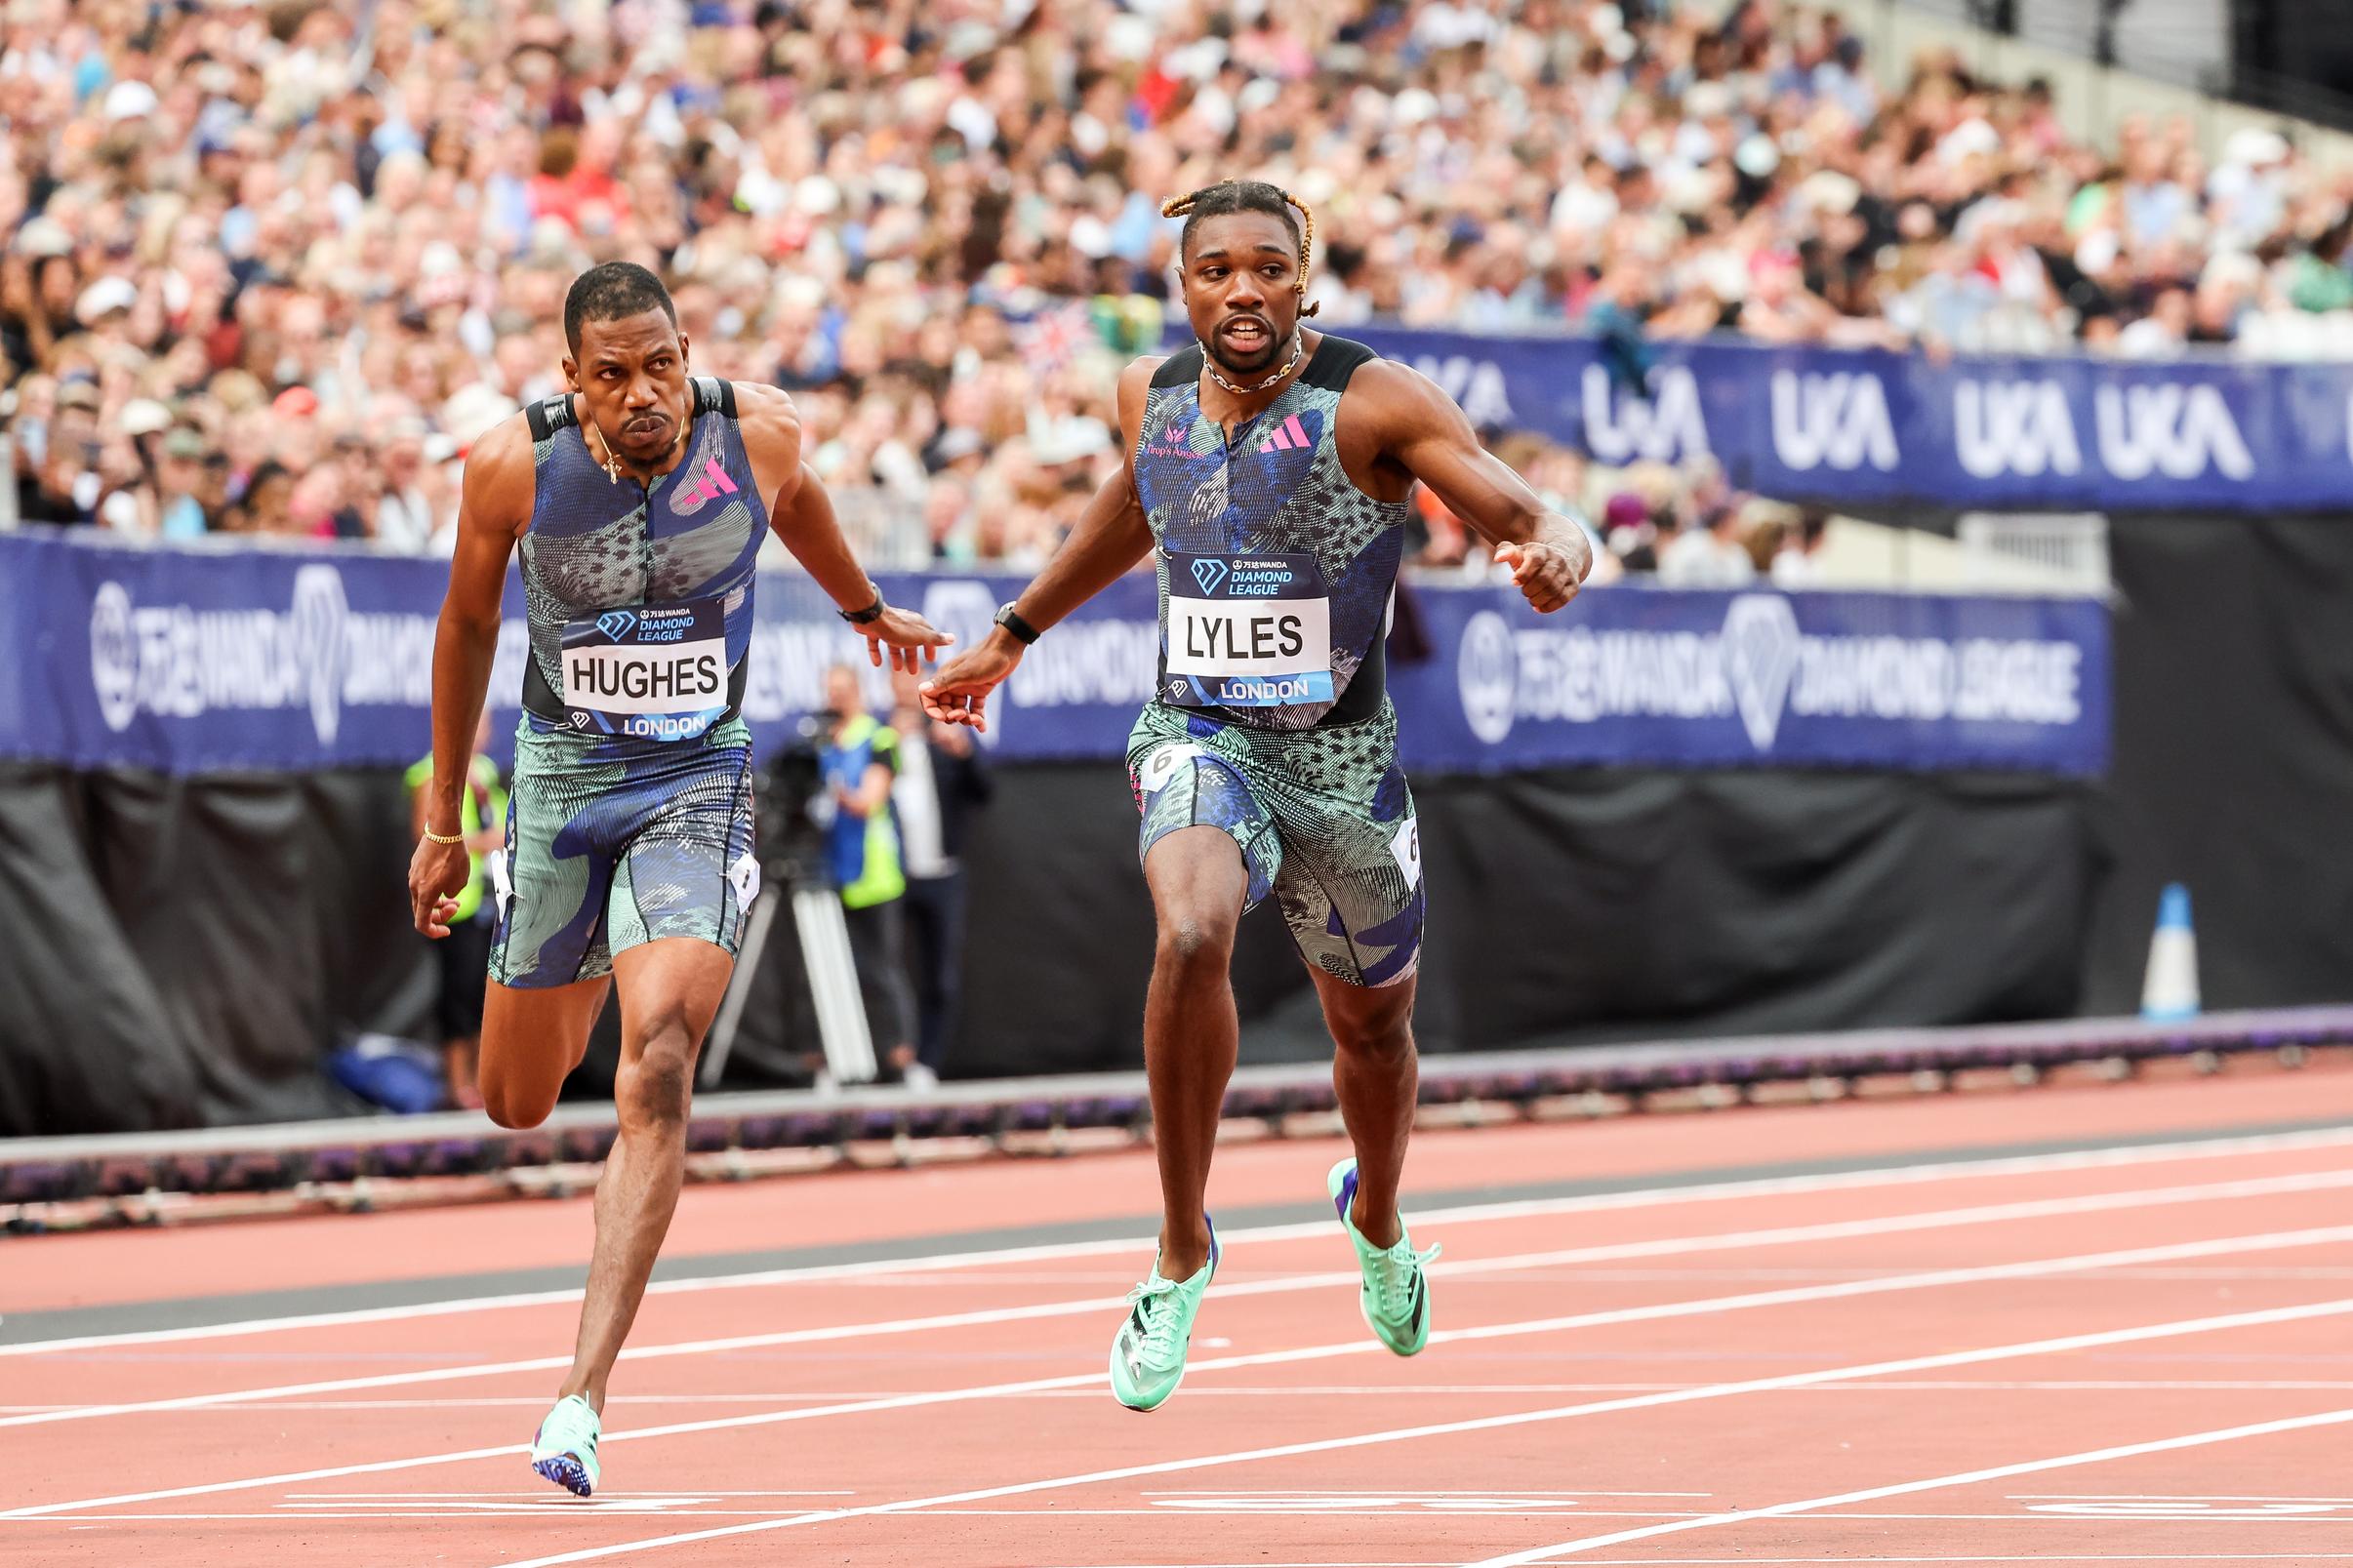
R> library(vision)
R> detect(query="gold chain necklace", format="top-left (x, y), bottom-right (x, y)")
top-left (1199, 331), bottom-right (1303, 395)
top-left (586, 417), bottom-right (685, 486)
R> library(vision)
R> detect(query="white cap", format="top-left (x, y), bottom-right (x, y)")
top-left (118, 398), bottom-right (173, 436)
top-left (2225, 127), bottom-right (2290, 167)
top-left (102, 81), bottom-right (159, 122)
top-left (75, 275), bottom-right (138, 322)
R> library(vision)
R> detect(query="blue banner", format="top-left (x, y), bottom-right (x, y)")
top-left (1297, 327), bottom-right (2353, 513)
top-left (0, 534), bottom-right (2107, 777)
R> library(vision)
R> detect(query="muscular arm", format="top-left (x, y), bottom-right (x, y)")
top-left (738, 380), bottom-right (949, 669)
top-left (1002, 358), bottom-right (1158, 632)
top-left (917, 360), bottom-right (1157, 726)
top-left (1361, 363), bottom-right (1593, 610)
top-left (424, 419), bottom-right (529, 835)
top-left (736, 382), bottom-right (875, 613)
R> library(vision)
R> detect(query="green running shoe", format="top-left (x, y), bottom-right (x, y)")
top-left (1328, 1157), bottom-right (1440, 1356)
top-left (1108, 1220), bottom-right (1218, 1412)
top-left (529, 1393), bottom-right (602, 1497)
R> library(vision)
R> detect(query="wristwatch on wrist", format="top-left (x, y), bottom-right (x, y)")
top-left (838, 592), bottom-right (886, 625)
top-left (993, 602), bottom-right (1041, 645)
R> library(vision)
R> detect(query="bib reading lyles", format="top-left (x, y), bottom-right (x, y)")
top-left (558, 595), bottom-right (730, 742)
top-left (1164, 551), bottom-right (1334, 708)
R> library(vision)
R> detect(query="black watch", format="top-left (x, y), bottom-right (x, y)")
top-left (993, 603), bottom-right (1041, 645)
top-left (838, 592), bottom-right (886, 625)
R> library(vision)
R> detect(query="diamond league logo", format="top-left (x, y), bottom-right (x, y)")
top-left (88, 566), bottom-right (354, 744)
top-left (288, 565), bottom-right (351, 745)
top-left (1720, 593), bottom-right (1802, 750)
top-left (89, 581), bottom-right (138, 733)
top-left (1455, 610), bottom-right (1517, 744)
top-left (596, 610), bottom-right (637, 641)
top-left (1190, 557), bottom-right (1229, 595)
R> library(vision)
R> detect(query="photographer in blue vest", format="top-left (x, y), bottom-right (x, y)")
top-left (819, 663), bottom-right (916, 1085)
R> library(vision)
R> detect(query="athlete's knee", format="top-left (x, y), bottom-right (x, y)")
top-left (616, 1008), bottom-right (699, 1128)
top-left (1329, 999), bottom-right (1416, 1064)
top-left (1155, 911), bottom-right (1237, 979)
top-left (479, 1069), bottom-right (557, 1131)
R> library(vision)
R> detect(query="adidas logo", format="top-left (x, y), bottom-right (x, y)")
top-left (673, 458), bottom-right (739, 511)
top-left (1256, 415), bottom-right (1312, 454)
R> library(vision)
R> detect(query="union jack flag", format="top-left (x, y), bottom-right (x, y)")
top-left (1017, 302), bottom-right (1095, 374)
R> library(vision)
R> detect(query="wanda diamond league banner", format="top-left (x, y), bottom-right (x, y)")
top-left (1, 534), bottom-right (2107, 779)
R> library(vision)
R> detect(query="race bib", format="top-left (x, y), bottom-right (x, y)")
top-left (1164, 551), bottom-right (1334, 708)
top-left (558, 596), bottom-right (730, 742)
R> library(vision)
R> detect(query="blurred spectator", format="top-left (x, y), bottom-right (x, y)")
top-left (887, 667), bottom-right (994, 1090)
top-left (1773, 507), bottom-right (1834, 588)
top-left (5, 0), bottom-right (2350, 564)
top-left (820, 664), bottom-right (914, 1088)
top-left (1659, 500), bottom-right (1758, 588)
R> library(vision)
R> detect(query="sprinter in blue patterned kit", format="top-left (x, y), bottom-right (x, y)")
top-left (408, 262), bottom-right (948, 1497)
top-left (921, 181), bottom-right (1593, 1414)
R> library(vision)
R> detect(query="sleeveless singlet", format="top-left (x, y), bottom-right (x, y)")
top-left (517, 377), bottom-right (768, 745)
top-left (1132, 337), bottom-right (1410, 732)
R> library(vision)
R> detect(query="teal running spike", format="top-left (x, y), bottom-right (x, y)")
top-left (529, 1393), bottom-right (602, 1497)
top-left (1328, 1157), bottom-right (1439, 1356)
top-left (1109, 1219), bottom-right (1219, 1412)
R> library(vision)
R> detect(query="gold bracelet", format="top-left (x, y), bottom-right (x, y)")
top-left (422, 828), bottom-right (465, 846)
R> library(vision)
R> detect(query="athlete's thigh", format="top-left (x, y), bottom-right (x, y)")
top-left (1129, 708), bottom-right (1283, 915)
top-left (1265, 729), bottom-right (1424, 990)
top-left (604, 733), bottom-right (759, 968)
top-left (491, 739), bottom-right (625, 990)
top-left (478, 975), bottom-right (611, 1119)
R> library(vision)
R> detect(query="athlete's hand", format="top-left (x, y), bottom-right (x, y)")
top-left (408, 836), bottom-right (470, 940)
top-left (1495, 536), bottom-right (1591, 614)
top-left (859, 605), bottom-right (953, 674)
top-left (919, 631), bottom-right (1024, 732)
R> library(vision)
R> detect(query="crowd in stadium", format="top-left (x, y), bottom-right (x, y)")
top-left (5, 0), bottom-right (2350, 564)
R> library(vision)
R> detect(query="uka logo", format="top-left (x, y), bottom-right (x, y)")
top-left (1955, 378), bottom-right (2252, 482)
top-left (1770, 370), bottom-right (1899, 473)
top-left (1580, 365), bottom-right (1711, 464)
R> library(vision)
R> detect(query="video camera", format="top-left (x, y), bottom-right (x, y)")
top-left (754, 715), bottom-right (833, 887)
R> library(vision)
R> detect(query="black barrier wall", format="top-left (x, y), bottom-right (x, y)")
top-left (4, 521), bottom-right (2348, 1135)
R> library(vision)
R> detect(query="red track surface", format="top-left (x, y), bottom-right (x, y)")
top-left (5, 1059), bottom-right (2352, 1567)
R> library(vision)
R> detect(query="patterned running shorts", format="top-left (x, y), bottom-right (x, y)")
top-left (1126, 700), bottom-right (1423, 988)
top-left (489, 717), bottom-right (759, 988)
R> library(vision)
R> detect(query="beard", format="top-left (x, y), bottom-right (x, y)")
top-left (1201, 315), bottom-right (1290, 379)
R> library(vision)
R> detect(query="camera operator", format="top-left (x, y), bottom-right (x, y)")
top-left (819, 663), bottom-right (916, 1084)
top-left (888, 667), bottom-right (992, 1089)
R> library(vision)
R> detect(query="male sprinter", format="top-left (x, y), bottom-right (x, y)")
top-left (408, 261), bottom-right (947, 1493)
top-left (921, 181), bottom-right (1590, 1410)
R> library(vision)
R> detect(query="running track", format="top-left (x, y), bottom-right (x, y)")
top-left (4, 1056), bottom-right (2351, 1567)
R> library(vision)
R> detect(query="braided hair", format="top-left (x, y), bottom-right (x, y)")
top-left (1160, 181), bottom-right (1319, 315)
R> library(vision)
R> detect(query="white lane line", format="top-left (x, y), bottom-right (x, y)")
top-left (8, 1224), bottom-right (2343, 1528)
top-left (1502, 1558), bottom-right (2353, 1565)
top-left (12, 1161), bottom-right (2350, 1430)
top-left (2015, 1492), bottom-right (2353, 1501)
top-left (20, 1378), bottom-right (2353, 1415)
top-left (1460, 1407), bottom-right (2353, 1564)
top-left (11, 1123), bottom-right (2350, 1356)
top-left (465, 1294), bottom-right (2353, 1568)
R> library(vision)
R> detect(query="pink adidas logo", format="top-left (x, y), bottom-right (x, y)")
top-left (673, 458), bottom-right (739, 511)
top-left (1256, 415), bottom-right (1312, 454)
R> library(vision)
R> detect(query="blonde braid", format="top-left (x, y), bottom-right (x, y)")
top-left (1278, 188), bottom-right (1315, 301)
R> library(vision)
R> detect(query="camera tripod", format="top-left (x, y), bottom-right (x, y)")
top-left (698, 854), bottom-right (877, 1093)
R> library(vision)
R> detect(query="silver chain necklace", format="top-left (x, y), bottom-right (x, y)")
top-left (1199, 331), bottom-right (1304, 395)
